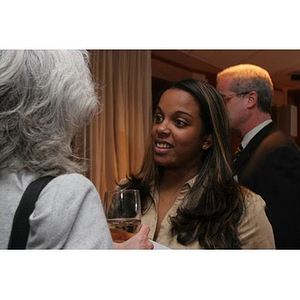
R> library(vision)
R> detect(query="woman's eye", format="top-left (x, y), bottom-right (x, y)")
top-left (175, 119), bottom-right (187, 127)
top-left (154, 114), bottom-right (163, 123)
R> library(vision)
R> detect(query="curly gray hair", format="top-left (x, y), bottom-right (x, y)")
top-left (0, 50), bottom-right (100, 176)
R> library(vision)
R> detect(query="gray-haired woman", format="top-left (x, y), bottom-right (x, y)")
top-left (0, 50), bottom-right (152, 249)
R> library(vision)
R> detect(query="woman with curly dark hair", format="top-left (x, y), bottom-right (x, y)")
top-left (119, 78), bottom-right (275, 249)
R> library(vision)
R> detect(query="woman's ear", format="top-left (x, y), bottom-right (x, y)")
top-left (202, 134), bottom-right (213, 150)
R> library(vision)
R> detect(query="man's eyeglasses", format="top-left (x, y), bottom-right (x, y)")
top-left (222, 91), bottom-right (252, 102)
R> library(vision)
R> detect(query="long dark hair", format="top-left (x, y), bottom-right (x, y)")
top-left (120, 79), bottom-right (245, 249)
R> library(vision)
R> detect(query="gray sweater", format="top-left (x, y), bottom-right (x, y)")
top-left (0, 169), bottom-right (113, 249)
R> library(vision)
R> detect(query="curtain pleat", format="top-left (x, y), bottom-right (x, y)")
top-left (87, 50), bottom-right (152, 201)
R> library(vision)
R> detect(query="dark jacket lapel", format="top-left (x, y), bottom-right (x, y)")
top-left (233, 122), bottom-right (278, 173)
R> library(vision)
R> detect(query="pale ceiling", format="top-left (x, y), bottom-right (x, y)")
top-left (152, 50), bottom-right (300, 91)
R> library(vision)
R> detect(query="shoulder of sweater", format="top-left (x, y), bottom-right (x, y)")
top-left (49, 173), bottom-right (94, 186)
top-left (39, 173), bottom-right (99, 201)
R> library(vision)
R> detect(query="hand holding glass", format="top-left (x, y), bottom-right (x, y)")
top-left (104, 189), bottom-right (141, 243)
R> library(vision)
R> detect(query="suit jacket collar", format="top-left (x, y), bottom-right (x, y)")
top-left (234, 121), bottom-right (278, 172)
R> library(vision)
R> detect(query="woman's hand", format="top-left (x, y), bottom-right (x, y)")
top-left (113, 225), bottom-right (154, 249)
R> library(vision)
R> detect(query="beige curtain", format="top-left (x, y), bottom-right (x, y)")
top-left (87, 50), bottom-right (152, 200)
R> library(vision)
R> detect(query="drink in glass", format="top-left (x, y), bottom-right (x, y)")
top-left (104, 189), bottom-right (141, 242)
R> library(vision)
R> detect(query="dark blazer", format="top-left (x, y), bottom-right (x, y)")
top-left (234, 121), bottom-right (300, 249)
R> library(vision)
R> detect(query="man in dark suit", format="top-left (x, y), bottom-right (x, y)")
top-left (216, 64), bottom-right (300, 249)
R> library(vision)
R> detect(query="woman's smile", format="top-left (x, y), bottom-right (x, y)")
top-left (154, 140), bottom-right (173, 154)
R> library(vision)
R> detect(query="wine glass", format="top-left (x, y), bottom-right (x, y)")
top-left (104, 189), bottom-right (141, 243)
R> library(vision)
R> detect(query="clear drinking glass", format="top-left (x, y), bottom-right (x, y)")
top-left (104, 189), bottom-right (141, 243)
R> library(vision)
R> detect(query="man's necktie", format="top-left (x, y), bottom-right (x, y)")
top-left (233, 144), bottom-right (243, 159)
